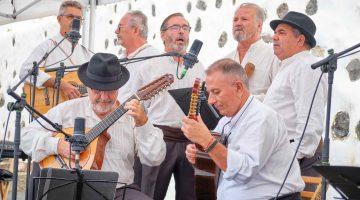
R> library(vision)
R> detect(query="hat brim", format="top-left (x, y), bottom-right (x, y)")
top-left (78, 62), bottom-right (130, 91)
top-left (270, 19), bottom-right (316, 48)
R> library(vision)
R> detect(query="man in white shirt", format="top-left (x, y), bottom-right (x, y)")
top-left (182, 58), bottom-right (304, 200)
top-left (115, 10), bottom-right (161, 198)
top-left (19, 1), bottom-right (92, 100)
top-left (263, 12), bottom-right (327, 181)
top-left (130, 13), bottom-right (205, 200)
top-left (225, 3), bottom-right (279, 101)
top-left (21, 53), bottom-right (166, 200)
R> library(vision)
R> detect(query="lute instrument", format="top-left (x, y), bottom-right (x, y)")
top-left (188, 78), bottom-right (220, 200)
top-left (23, 70), bottom-right (87, 114)
top-left (39, 74), bottom-right (174, 170)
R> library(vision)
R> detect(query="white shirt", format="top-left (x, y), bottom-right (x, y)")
top-left (263, 51), bottom-right (327, 159)
top-left (214, 96), bottom-right (304, 200)
top-left (225, 40), bottom-right (279, 101)
top-left (20, 97), bottom-right (166, 187)
top-left (118, 43), bottom-right (160, 103)
top-left (130, 56), bottom-right (205, 128)
top-left (19, 33), bottom-right (92, 87)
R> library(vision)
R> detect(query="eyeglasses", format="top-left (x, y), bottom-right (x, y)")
top-left (163, 24), bottom-right (191, 32)
top-left (60, 14), bottom-right (83, 21)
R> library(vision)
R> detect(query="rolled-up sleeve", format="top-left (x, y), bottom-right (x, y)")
top-left (20, 107), bottom-right (61, 162)
top-left (134, 120), bottom-right (166, 166)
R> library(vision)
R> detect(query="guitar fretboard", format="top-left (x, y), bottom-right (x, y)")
top-left (85, 94), bottom-right (138, 144)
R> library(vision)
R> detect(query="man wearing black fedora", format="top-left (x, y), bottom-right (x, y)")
top-left (21, 53), bottom-right (166, 200)
top-left (263, 11), bottom-right (327, 185)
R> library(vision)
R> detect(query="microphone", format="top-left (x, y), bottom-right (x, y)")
top-left (181, 39), bottom-right (203, 78)
top-left (66, 18), bottom-right (81, 53)
top-left (72, 117), bottom-right (87, 169)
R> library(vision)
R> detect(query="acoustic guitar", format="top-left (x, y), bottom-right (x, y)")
top-left (188, 78), bottom-right (220, 200)
top-left (39, 74), bottom-right (174, 170)
top-left (23, 71), bottom-right (87, 114)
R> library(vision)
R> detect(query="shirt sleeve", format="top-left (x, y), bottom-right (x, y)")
top-left (20, 106), bottom-right (62, 162)
top-left (19, 40), bottom-right (52, 87)
top-left (222, 112), bottom-right (278, 183)
top-left (134, 120), bottom-right (166, 166)
top-left (291, 64), bottom-right (326, 159)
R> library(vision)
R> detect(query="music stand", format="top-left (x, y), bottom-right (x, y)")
top-left (313, 165), bottom-right (360, 199)
top-left (168, 87), bottom-right (221, 130)
top-left (33, 168), bottom-right (119, 200)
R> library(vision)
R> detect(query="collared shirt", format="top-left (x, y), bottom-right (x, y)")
top-left (213, 96), bottom-right (304, 200)
top-left (118, 43), bottom-right (161, 103)
top-left (130, 55), bottom-right (205, 127)
top-left (225, 40), bottom-right (279, 101)
top-left (19, 33), bottom-right (92, 87)
top-left (263, 50), bottom-right (327, 159)
top-left (20, 97), bottom-right (166, 187)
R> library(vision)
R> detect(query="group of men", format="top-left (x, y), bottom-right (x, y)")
top-left (18, 1), bottom-right (327, 200)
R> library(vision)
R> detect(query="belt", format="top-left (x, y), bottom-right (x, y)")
top-left (269, 192), bottom-right (300, 200)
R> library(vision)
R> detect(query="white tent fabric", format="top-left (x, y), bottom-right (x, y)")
top-left (0, 0), bottom-right (121, 25)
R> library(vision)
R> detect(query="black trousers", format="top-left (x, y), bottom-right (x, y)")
top-left (298, 139), bottom-right (323, 191)
top-left (153, 141), bottom-right (196, 200)
top-left (269, 192), bottom-right (301, 200)
top-left (133, 155), bottom-right (160, 198)
top-left (115, 184), bottom-right (152, 200)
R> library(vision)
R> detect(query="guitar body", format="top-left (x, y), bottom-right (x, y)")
top-left (39, 74), bottom-right (174, 170)
top-left (39, 127), bottom-right (110, 170)
top-left (194, 133), bottom-right (221, 200)
top-left (23, 71), bottom-right (87, 114)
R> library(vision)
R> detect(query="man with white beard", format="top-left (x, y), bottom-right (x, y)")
top-left (225, 3), bottom-right (279, 101)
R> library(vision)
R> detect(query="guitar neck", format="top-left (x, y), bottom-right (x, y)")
top-left (85, 94), bottom-right (139, 144)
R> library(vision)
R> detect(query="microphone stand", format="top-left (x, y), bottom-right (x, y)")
top-left (7, 35), bottom-right (72, 200)
top-left (53, 62), bottom-right (66, 106)
top-left (311, 42), bottom-right (360, 200)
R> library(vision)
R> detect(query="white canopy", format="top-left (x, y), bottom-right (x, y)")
top-left (0, 0), bottom-right (121, 25)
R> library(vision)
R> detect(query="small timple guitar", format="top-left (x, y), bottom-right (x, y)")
top-left (188, 78), bottom-right (220, 200)
top-left (39, 73), bottom-right (174, 170)
top-left (23, 71), bottom-right (87, 114)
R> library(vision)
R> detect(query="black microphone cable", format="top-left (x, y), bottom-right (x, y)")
top-left (274, 71), bottom-right (324, 199)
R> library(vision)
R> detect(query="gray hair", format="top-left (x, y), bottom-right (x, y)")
top-left (127, 10), bottom-right (148, 38)
top-left (160, 12), bottom-right (189, 32)
top-left (292, 27), bottom-right (311, 49)
top-left (58, 1), bottom-right (83, 16)
top-left (206, 58), bottom-right (249, 89)
top-left (236, 3), bottom-right (267, 23)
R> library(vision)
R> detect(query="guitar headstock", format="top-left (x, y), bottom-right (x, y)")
top-left (136, 73), bottom-right (174, 101)
top-left (188, 78), bottom-right (202, 120)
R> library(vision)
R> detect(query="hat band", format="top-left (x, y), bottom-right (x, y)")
top-left (86, 70), bottom-right (123, 83)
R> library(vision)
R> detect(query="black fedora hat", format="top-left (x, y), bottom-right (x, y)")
top-left (270, 11), bottom-right (317, 48)
top-left (78, 53), bottom-right (129, 91)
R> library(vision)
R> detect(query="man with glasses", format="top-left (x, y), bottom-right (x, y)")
top-left (21, 53), bottom-right (166, 200)
top-left (129, 13), bottom-right (205, 200)
top-left (19, 0), bottom-right (92, 100)
top-left (225, 3), bottom-right (279, 101)
top-left (114, 10), bottom-right (161, 198)
top-left (182, 58), bottom-right (304, 200)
